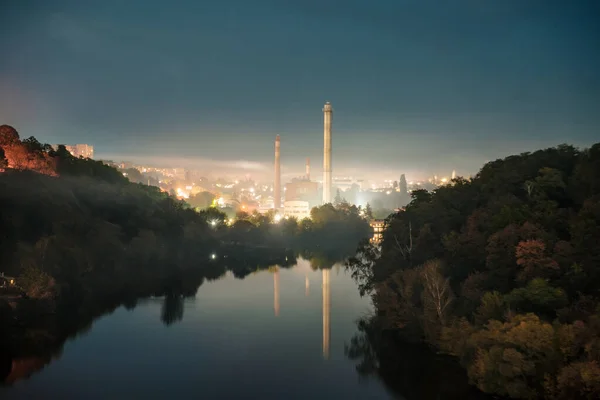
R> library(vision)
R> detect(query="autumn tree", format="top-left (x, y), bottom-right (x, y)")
top-left (515, 239), bottom-right (559, 282)
top-left (0, 124), bottom-right (19, 145)
top-left (420, 259), bottom-right (454, 327)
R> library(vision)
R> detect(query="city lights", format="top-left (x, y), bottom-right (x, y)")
top-left (274, 214), bottom-right (282, 223)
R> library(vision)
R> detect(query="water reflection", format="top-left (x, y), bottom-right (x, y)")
top-left (0, 250), bottom-right (357, 388)
top-left (322, 269), bottom-right (330, 360)
top-left (305, 274), bottom-right (309, 297)
top-left (161, 294), bottom-right (184, 326)
top-left (1, 243), bottom-right (495, 399)
top-left (273, 267), bottom-right (280, 317)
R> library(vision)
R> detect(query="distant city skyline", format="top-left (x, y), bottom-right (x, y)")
top-left (1, 1), bottom-right (598, 181)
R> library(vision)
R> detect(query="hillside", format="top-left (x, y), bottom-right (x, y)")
top-left (347, 143), bottom-right (600, 399)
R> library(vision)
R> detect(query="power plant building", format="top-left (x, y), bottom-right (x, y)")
top-left (283, 200), bottom-right (311, 220)
top-left (285, 180), bottom-right (319, 205)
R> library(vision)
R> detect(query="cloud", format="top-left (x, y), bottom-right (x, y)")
top-left (98, 153), bottom-right (270, 175)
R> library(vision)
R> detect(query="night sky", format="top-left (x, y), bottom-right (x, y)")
top-left (1, 0), bottom-right (599, 180)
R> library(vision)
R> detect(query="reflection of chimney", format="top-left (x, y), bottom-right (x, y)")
top-left (305, 275), bottom-right (310, 296)
top-left (306, 157), bottom-right (310, 181)
top-left (274, 135), bottom-right (281, 209)
top-left (274, 269), bottom-right (280, 317)
top-left (322, 102), bottom-right (333, 204)
top-left (322, 269), bottom-right (330, 360)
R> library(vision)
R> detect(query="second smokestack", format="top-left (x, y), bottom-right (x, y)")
top-left (306, 157), bottom-right (310, 181)
top-left (274, 135), bottom-right (281, 210)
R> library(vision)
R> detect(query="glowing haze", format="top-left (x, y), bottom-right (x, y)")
top-left (1, 0), bottom-right (598, 181)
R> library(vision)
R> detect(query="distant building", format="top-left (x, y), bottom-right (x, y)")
top-left (332, 176), bottom-right (362, 191)
top-left (56, 144), bottom-right (94, 159)
top-left (0, 272), bottom-right (16, 288)
top-left (284, 200), bottom-right (311, 220)
top-left (285, 180), bottom-right (319, 207)
top-left (370, 219), bottom-right (385, 243)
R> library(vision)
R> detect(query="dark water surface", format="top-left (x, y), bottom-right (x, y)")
top-left (1, 259), bottom-right (395, 399)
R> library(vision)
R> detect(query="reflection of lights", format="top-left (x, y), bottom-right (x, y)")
top-left (211, 253), bottom-right (216, 260)
top-left (386, 190), bottom-right (391, 195)
top-left (274, 214), bottom-right (282, 223)
top-left (249, 187), bottom-right (255, 193)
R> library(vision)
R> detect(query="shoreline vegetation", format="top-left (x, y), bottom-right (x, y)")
top-left (0, 125), bottom-right (371, 384)
top-left (346, 142), bottom-right (600, 399)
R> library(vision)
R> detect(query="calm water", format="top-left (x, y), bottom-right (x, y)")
top-left (1, 259), bottom-right (396, 399)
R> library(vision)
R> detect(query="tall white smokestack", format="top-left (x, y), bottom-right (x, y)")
top-left (306, 157), bottom-right (310, 181)
top-left (274, 135), bottom-right (281, 209)
top-left (322, 102), bottom-right (333, 204)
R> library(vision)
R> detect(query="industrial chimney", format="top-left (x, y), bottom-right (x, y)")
top-left (274, 135), bottom-right (281, 210)
top-left (322, 102), bottom-right (333, 204)
top-left (306, 157), bottom-right (310, 181)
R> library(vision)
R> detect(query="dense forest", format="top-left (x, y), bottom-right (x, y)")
top-left (0, 125), bottom-right (370, 365)
top-left (347, 143), bottom-right (600, 399)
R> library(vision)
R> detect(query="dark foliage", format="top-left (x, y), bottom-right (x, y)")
top-left (346, 143), bottom-right (600, 399)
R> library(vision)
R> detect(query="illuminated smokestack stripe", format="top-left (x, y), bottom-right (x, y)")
top-left (322, 102), bottom-right (333, 204)
top-left (274, 135), bottom-right (281, 209)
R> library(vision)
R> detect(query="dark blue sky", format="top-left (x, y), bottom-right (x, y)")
top-left (1, 0), bottom-right (599, 180)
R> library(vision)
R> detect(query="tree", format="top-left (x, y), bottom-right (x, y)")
top-left (0, 125), bottom-right (19, 145)
top-left (334, 189), bottom-right (342, 206)
top-left (188, 191), bottom-right (215, 210)
top-left (0, 147), bottom-right (7, 169)
top-left (421, 259), bottom-right (454, 327)
top-left (515, 239), bottom-right (559, 282)
top-left (364, 203), bottom-right (374, 219)
top-left (123, 167), bottom-right (143, 183)
top-left (475, 291), bottom-right (505, 325)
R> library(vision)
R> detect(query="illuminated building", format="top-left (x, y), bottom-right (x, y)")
top-left (370, 219), bottom-right (385, 244)
top-left (54, 144), bottom-right (94, 159)
top-left (322, 102), bottom-right (333, 204)
top-left (284, 180), bottom-right (319, 206)
top-left (283, 200), bottom-right (311, 220)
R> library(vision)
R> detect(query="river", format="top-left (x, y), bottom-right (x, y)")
top-left (1, 258), bottom-right (395, 399)
top-left (0, 256), bottom-right (487, 400)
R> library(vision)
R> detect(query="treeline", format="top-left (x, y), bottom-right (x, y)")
top-left (347, 143), bottom-right (600, 399)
